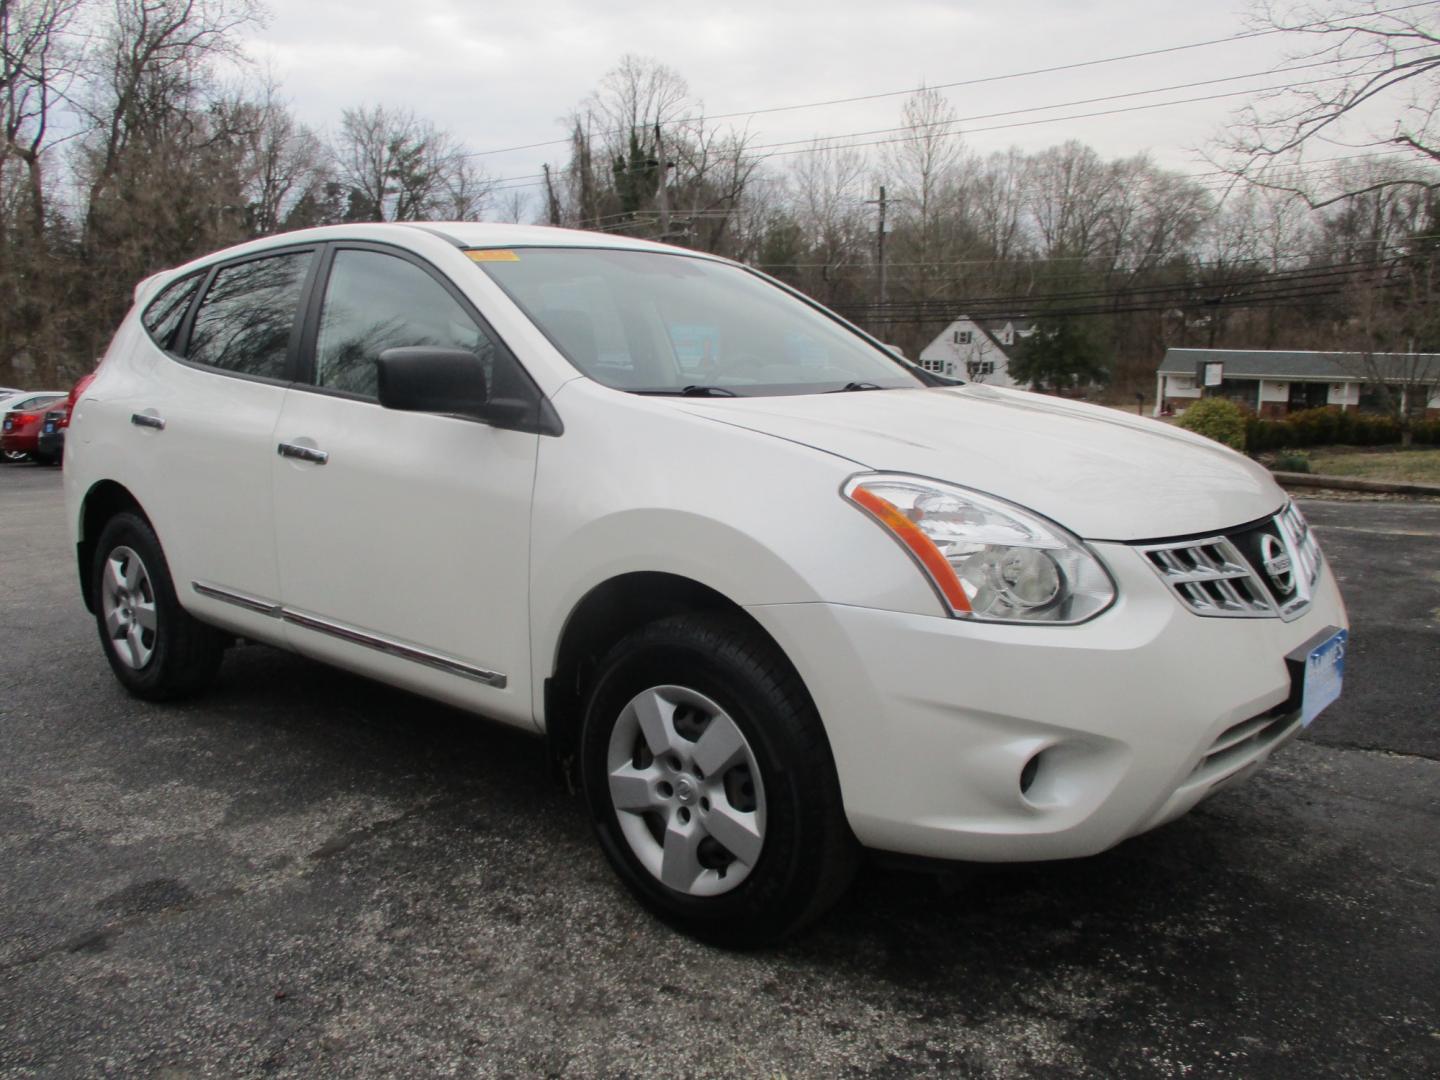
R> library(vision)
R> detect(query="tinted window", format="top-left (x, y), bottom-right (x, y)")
top-left (313, 249), bottom-right (500, 398)
top-left (186, 252), bottom-right (313, 379)
top-left (141, 274), bottom-right (202, 351)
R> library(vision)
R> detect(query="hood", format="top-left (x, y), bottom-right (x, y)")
top-left (676, 384), bottom-right (1283, 541)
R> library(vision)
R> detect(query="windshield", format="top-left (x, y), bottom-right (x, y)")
top-left (470, 247), bottom-right (926, 396)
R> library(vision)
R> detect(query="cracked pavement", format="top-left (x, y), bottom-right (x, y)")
top-left (1, 466), bottom-right (1436, 1078)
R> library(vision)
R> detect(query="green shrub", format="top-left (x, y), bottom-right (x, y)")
top-left (1414, 419), bottom-right (1440, 445)
top-left (1177, 397), bottom-right (1247, 450)
top-left (1272, 451), bottom-right (1311, 473)
top-left (1286, 406), bottom-right (1344, 446)
top-left (1244, 407), bottom-right (1432, 451)
top-left (1246, 417), bottom-right (1285, 452)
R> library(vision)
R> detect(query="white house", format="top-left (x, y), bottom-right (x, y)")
top-left (918, 316), bottom-right (1034, 387)
top-left (1155, 347), bottom-right (1440, 419)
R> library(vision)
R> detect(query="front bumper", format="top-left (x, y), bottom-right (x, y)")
top-left (748, 539), bottom-right (1348, 862)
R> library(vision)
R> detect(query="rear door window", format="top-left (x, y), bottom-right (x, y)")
top-left (185, 251), bottom-right (314, 379)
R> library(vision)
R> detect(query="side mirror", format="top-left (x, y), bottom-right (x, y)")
top-left (377, 347), bottom-right (489, 416)
top-left (375, 346), bottom-right (564, 436)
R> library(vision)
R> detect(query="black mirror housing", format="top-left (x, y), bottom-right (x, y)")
top-left (376, 346), bottom-right (563, 436)
top-left (377, 347), bottom-right (489, 415)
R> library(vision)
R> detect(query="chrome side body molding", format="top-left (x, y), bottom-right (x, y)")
top-left (192, 582), bottom-right (280, 617)
top-left (191, 581), bottom-right (507, 689)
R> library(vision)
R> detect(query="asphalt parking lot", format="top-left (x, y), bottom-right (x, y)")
top-left (1, 465), bottom-right (1436, 1078)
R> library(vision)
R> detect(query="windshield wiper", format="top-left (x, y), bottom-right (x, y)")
top-left (827, 381), bottom-right (887, 393)
top-left (633, 385), bottom-right (740, 397)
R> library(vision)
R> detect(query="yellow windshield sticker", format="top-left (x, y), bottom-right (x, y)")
top-left (466, 249), bottom-right (520, 262)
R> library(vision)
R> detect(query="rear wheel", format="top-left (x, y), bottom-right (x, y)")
top-left (91, 512), bottom-right (224, 700)
top-left (2, 449), bottom-right (28, 463)
top-left (580, 612), bottom-right (858, 945)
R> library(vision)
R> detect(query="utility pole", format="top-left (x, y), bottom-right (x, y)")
top-left (654, 123), bottom-right (671, 238)
top-left (865, 185), bottom-right (888, 335)
top-left (542, 164), bottom-right (562, 226)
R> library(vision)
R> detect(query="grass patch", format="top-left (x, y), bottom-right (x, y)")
top-left (1305, 447), bottom-right (1440, 484)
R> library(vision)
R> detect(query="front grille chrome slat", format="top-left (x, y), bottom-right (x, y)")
top-left (1140, 535), bottom-right (1273, 618)
top-left (1137, 502), bottom-right (1323, 621)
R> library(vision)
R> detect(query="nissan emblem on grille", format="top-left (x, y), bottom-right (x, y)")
top-left (1259, 534), bottom-right (1295, 595)
top-left (1135, 503), bottom-right (1321, 622)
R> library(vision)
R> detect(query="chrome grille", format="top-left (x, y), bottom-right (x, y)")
top-left (1141, 537), bottom-right (1273, 617)
top-left (1137, 503), bottom-right (1323, 621)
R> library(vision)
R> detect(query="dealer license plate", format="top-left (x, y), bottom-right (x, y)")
top-left (1300, 628), bottom-right (1346, 727)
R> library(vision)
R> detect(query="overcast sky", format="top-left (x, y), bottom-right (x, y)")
top-left (239, 0), bottom-right (1325, 207)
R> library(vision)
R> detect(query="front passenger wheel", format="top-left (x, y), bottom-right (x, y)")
top-left (91, 512), bottom-right (224, 700)
top-left (580, 612), bottom-right (858, 945)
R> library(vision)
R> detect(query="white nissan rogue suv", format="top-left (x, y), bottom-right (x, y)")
top-left (65, 223), bottom-right (1348, 944)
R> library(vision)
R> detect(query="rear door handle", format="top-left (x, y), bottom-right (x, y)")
top-left (277, 441), bottom-right (328, 465)
top-left (130, 412), bottom-right (165, 431)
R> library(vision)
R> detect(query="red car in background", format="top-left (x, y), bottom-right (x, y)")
top-left (1, 391), bottom-right (66, 463)
top-left (34, 373), bottom-right (98, 466)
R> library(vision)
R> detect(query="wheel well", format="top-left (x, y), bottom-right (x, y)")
top-left (544, 572), bottom-right (789, 785)
top-left (77, 481), bottom-right (147, 612)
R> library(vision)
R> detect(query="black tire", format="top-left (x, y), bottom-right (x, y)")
top-left (580, 611), bottom-right (859, 946)
top-left (2, 449), bottom-right (28, 464)
top-left (91, 512), bottom-right (224, 701)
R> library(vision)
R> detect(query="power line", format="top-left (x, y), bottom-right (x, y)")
top-left (833, 280), bottom-right (1395, 323)
top-left (833, 258), bottom-right (1409, 319)
top-left (482, 67), bottom-right (1324, 191)
top-left (749, 72), bottom-right (1394, 162)
top-left (479, 65), bottom-right (1434, 196)
top-left (749, 46), bottom-right (1431, 155)
top-left (459, 1), bottom-right (1436, 161)
top-left (750, 226), bottom-right (1440, 272)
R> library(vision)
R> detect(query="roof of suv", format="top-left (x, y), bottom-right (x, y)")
top-left (134, 222), bottom-right (712, 305)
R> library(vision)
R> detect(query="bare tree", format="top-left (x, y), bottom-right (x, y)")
top-left (438, 153), bottom-right (491, 221)
top-left (1334, 255), bottom-right (1440, 445)
top-left (883, 87), bottom-right (963, 300)
top-left (970, 147), bottom-right (1028, 264)
top-left (1218, 0), bottom-right (1440, 207)
top-left (331, 103), bottom-right (489, 222)
top-left (1, 0), bottom-right (86, 238)
top-left (241, 80), bottom-right (328, 235)
top-left (1023, 141), bottom-right (1121, 260)
top-left (550, 55), bottom-right (761, 251)
top-left (82, 0), bottom-right (261, 229)
top-left (492, 185), bottom-right (531, 225)
top-left (788, 140), bottom-right (869, 306)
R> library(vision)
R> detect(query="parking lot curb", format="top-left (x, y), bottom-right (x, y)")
top-left (1271, 471), bottom-right (1440, 496)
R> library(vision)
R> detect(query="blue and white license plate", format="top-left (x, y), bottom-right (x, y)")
top-left (42, 421), bottom-right (55, 433)
top-left (1300, 628), bottom-right (1346, 727)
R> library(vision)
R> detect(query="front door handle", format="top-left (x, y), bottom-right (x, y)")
top-left (130, 412), bottom-right (165, 431)
top-left (277, 441), bottom-right (328, 465)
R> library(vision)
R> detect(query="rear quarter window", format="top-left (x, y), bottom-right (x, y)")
top-left (141, 274), bottom-right (203, 352)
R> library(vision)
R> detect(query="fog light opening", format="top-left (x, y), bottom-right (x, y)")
top-left (1019, 751), bottom-right (1042, 796)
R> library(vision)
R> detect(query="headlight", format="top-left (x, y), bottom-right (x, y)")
top-left (842, 473), bottom-right (1115, 624)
